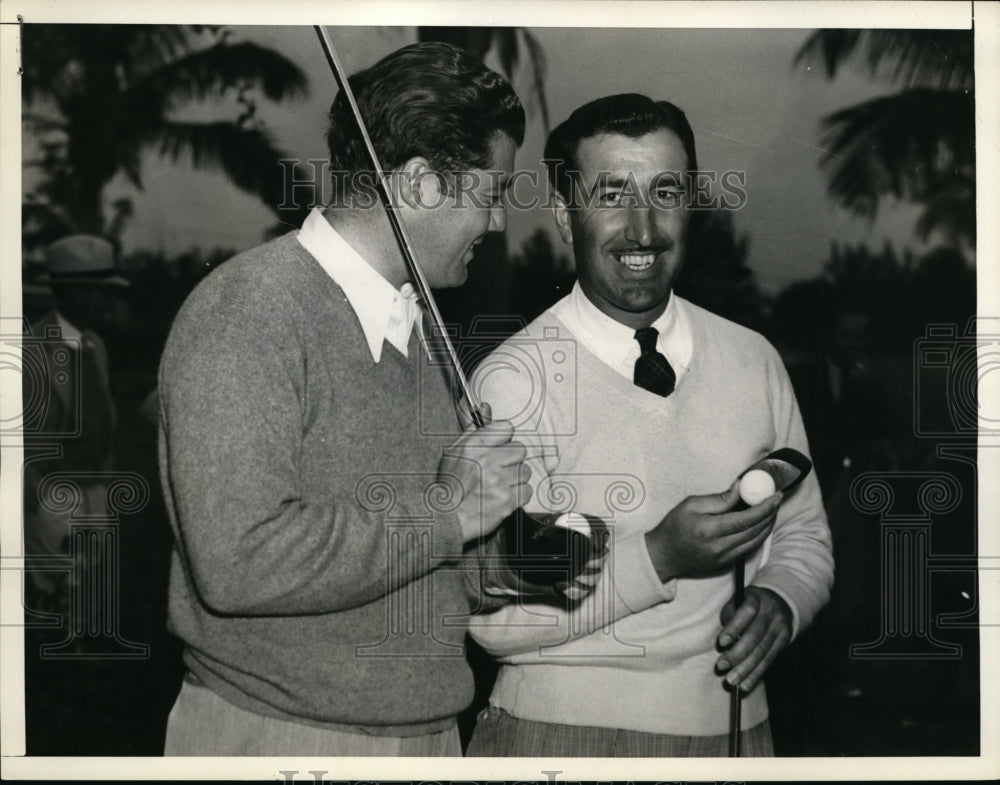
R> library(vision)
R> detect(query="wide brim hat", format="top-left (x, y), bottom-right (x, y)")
top-left (41, 234), bottom-right (130, 287)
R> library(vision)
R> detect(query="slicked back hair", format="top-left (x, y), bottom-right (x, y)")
top-left (544, 93), bottom-right (697, 204)
top-left (326, 42), bottom-right (525, 201)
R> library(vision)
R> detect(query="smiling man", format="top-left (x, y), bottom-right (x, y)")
top-left (467, 94), bottom-right (833, 756)
top-left (157, 42), bottom-right (535, 756)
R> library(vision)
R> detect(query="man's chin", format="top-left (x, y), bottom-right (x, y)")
top-left (611, 292), bottom-right (672, 325)
top-left (620, 286), bottom-right (671, 310)
top-left (439, 270), bottom-right (468, 289)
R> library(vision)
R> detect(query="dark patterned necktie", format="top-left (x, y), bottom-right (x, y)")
top-left (633, 327), bottom-right (676, 397)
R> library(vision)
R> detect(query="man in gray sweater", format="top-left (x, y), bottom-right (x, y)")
top-left (158, 42), bottom-right (536, 756)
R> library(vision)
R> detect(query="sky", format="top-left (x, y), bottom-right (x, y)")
top-left (91, 23), bottom-right (946, 294)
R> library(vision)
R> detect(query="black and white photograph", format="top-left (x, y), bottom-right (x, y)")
top-left (1, 0), bottom-right (997, 781)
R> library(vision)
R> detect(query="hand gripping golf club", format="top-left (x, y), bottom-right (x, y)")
top-left (314, 27), bottom-right (602, 588)
top-left (728, 447), bottom-right (812, 756)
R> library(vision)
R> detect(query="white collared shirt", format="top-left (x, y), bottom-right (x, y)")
top-left (551, 281), bottom-right (693, 385)
top-left (297, 208), bottom-right (420, 362)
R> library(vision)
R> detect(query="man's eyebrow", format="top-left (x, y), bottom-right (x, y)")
top-left (594, 176), bottom-right (632, 189)
top-left (654, 172), bottom-right (684, 185)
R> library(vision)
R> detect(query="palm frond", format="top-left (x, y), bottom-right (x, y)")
top-left (819, 88), bottom-right (974, 215)
top-left (914, 174), bottom-right (976, 246)
top-left (23, 25), bottom-right (190, 106)
top-left (416, 26), bottom-right (550, 132)
top-left (417, 27), bottom-right (494, 60)
top-left (150, 121), bottom-right (291, 205)
top-left (794, 30), bottom-right (862, 78)
top-left (494, 28), bottom-right (520, 80)
top-left (122, 25), bottom-right (194, 81)
top-left (22, 199), bottom-right (78, 247)
top-left (865, 30), bottom-right (973, 90)
top-left (128, 41), bottom-right (308, 113)
top-left (21, 24), bottom-right (81, 105)
top-left (22, 112), bottom-right (67, 134)
top-left (118, 145), bottom-right (145, 190)
top-left (521, 30), bottom-right (551, 135)
top-left (795, 29), bottom-right (972, 90)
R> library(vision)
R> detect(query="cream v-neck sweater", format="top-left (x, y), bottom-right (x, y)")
top-left (469, 297), bottom-right (833, 736)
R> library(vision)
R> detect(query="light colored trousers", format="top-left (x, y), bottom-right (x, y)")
top-left (163, 679), bottom-right (461, 756)
top-left (467, 704), bottom-right (774, 757)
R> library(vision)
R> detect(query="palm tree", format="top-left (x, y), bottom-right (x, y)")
top-left (21, 24), bottom-right (308, 250)
top-left (415, 27), bottom-right (551, 339)
top-left (794, 30), bottom-right (974, 248)
top-left (418, 26), bottom-right (550, 134)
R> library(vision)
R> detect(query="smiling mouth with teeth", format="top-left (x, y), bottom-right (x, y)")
top-left (615, 251), bottom-right (659, 271)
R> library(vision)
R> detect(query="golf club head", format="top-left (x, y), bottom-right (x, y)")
top-left (500, 509), bottom-right (608, 596)
top-left (740, 447), bottom-right (813, 495)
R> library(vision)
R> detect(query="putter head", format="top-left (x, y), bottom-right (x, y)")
top-left (741, 447), bottom-right (813, 494)
top-left (500, 510), bottom-right (608, 595)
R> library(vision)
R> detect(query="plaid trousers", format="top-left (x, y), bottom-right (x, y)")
top-left (466, 705), bottom-right (774, 757)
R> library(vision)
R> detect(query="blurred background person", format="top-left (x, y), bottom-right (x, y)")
top-left (792, 296), bottom-right (898, 502)
top-left (789, 295), bottom-right (897, 640)
top-left (22, 234), bottom-right (128, 600)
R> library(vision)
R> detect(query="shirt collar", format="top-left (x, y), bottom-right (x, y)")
top-left (297, 208), bottom-right (417, 362)
top-left (563, 281), bottom-right (638, 369)
top-left (554, 281), bottom-right (693, 381)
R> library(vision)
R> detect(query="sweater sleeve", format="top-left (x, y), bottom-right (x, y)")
top-left (159, 280), bottom-right (464, 617)
top-left (467, 527), bottom-right (676, 658)
top-left (467, 338), bottom-right (676, 657)
top-left (750, 343), bottom-right (835, 639)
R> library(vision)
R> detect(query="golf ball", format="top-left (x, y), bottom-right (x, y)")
top-left (740, 469), bottom-right (776, 506)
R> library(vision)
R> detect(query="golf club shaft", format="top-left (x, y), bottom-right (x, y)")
top-left (314, 25), bottom-right (484, 428)
top-left (729, 556), bottom-right (745, 757)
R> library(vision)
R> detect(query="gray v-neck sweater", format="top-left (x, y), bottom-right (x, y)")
top-left (158, 232), bottom-right (474, 735)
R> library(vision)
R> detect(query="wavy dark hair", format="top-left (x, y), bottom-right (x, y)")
top-left (544, 93), bottom-right (697, 203)
top-left (326, 42), bottom-right (525, 200)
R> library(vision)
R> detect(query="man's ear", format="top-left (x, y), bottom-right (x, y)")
top-left (395, 156), bottom-right (443, 210)
top-left (551, 192), bottom-right (574, 245)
